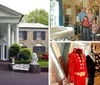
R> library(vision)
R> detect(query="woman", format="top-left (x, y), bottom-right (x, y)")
top-left (87, 9), bottom-right (94, 27)
top-left (87, 9), bottom-right (95, 40)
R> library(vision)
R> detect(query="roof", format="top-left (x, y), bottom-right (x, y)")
top-left (0, 4), bottom-right (23, 22)
top-left (0, 4), bottom-right (23, 16)
top-left (18, 23), bottom-right (49, 28)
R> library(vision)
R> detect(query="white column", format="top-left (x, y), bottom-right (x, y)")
top-left (7, 24), bottom-right (11, 47)
top-left (15, 24), bottom-right (19, 44)
top-left (11, 29), bottom-right (14, 45)
top-left (0, 46), bottom-right (3, 60)
top-left (6, 24), bottom-right (11, 60)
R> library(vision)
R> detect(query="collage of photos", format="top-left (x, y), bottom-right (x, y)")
top-left (50, 0), bottom-right (100, 85)
top-left (0, 0), bottom-right (100, 85)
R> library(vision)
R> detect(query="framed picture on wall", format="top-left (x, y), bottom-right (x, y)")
top-left (75, 1), bottom-right (83, 15)
top-left (93, 6), bottom-right (99, 16)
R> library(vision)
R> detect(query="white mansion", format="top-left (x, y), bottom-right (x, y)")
top-left (0, 4), bottom-right (23, 60)
top-left (0, 4), bottom-right (49, 61)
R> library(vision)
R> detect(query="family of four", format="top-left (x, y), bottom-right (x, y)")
top-left (78, 7), bottom-right (98, 41)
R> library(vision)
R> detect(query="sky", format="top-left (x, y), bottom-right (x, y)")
top-left (0, 0), bottom-right (50, 14)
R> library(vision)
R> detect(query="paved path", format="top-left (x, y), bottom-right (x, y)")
top-left (0, 71), bottom-right (48, 85)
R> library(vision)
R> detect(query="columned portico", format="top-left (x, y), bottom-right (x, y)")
top-left (0, 4), bottom-right (23, 61)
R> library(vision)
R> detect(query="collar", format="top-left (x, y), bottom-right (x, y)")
top-left (73, 48), bottom-right (83, 53)
top-left (89, 55), bottom-right (95, 62)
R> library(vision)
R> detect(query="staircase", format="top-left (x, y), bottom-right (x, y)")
top-left (0, 61), bottom-right (10, 71)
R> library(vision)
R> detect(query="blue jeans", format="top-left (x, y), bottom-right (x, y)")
top-left (80, 25), bottom-right (83, 40)
top-left (92, 32), bottom-right (96, 41)
top-left (83, 27), bottom-right (90, 40)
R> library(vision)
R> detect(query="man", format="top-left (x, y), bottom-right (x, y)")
top-left (78, 7), bottom-right (87, 40)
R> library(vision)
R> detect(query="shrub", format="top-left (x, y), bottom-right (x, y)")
top-left (18, 48), bottom-right (32, 60)
top-left (37, 52), bottom-right (45, 61)
top-left (15, 60), bottom-right (31, 64)
top-left (9, 44), bottom-right (21, 59)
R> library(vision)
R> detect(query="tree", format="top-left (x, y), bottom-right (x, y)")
top-left (24, 9), bottom-right (48, 25)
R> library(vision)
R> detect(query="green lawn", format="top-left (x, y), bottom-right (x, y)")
top-left (38, 60), bottom-right (48, 67)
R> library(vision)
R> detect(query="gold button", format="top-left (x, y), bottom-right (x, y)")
top-left (80, 67), bottom-right (82, 69)
top-left (80, 64), bottom-right (82, 66)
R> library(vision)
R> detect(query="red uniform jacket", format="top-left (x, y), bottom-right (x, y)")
top-left (68, 48), bottom-right (88, 85)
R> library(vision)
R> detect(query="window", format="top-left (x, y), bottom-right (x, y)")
top-left (33, 31), bottom-right (45, 40)
top-left (4, 46), bottom-right (6, 59)
top-left (33, 46), bottom-right (45, 53)
top-left (19, 31), bottom-right (27, 40)
top-left (37, 32), bottom-right (41, 40)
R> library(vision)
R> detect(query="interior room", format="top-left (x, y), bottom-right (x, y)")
top-left (50, 42), bottom-right (100, 85)
top-left (50, 0), bottom-right (100, 41)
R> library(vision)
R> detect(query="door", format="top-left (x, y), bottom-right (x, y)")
top-left (0, 45), bottom-right (7, 60)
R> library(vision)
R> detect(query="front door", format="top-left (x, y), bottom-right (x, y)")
top-left (0, 45), bottom-right (7, 60)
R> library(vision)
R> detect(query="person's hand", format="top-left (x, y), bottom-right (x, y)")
top-left (86, 77), bottom-right (88, 85)
top-left (62, 78), bottom-right (68, 85)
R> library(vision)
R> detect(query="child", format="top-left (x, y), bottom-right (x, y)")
top-left (92, 19), bottom-right (98, 41)
top-left (82, 16), bottom-right (90, 40)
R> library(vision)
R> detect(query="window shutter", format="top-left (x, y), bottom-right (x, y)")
top-left (33, 46), bottom-right (37, 53)
top-left (33, 31), bottom-right (36, 40)
top-left (41, 31), bottom-right (45, 40)
top-left (41, 46), bottom-right (45, 52)
top-left (23, 31), bottom-right (27, 40)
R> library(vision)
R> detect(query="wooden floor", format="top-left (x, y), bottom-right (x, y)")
top-left (94, 74), bottom-right (100, 85)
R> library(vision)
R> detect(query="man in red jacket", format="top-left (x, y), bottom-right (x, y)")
top-left (68, 48), bottom-right (88, 85)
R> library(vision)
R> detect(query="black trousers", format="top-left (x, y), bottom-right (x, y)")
top-left (88, 74), bottom-right (95, 85)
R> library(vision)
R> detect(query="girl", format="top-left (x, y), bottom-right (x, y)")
top-left (82, 16), bottom-right (90, 40)
top-left (92, 19), bottom-right (98, 41)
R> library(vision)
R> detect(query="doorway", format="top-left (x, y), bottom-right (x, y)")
top-left (0, 45), bottom-right (7, 61)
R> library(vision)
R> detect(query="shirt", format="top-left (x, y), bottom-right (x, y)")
top-left (92, 24), bottom-right (98, 33)
top-left (82, 20), bottom-right (90, 27)
top-left (87, 13), bottom-right (94, 23)
top-left (78, 12), bottom-right (87, 22)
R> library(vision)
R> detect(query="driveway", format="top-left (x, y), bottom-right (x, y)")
top-left (0, 71), bottom-right (48, 85)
